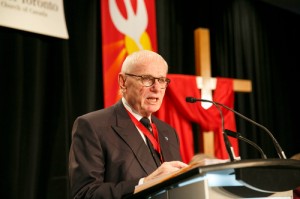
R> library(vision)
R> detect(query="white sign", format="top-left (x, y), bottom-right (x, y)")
top-left (0, 0), bottom-right (69, 39)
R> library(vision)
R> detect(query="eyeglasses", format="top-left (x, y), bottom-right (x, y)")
top-left (125, 73), bottom-right (171, 88)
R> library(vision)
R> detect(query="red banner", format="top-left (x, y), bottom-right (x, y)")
top-left (101, 0), bottom-right (157, 107)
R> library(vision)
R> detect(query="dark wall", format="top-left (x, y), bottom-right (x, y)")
top-left (1, 0), bottom-right (299, 198)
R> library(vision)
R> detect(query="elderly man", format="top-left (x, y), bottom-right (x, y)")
top-left (69, 50), bottom-right (187, 199)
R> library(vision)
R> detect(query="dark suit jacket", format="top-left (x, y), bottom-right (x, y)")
top-left (69, 100), bottom-right (182, 199)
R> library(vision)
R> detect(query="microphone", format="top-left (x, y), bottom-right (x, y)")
top-left (186, 97), bottom-right (237, 162)
top-left (186, 97), bottom-right (286, 159)
top-left (224, 129), bottom-right (267, 159)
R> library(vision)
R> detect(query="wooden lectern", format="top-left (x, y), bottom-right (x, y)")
top-left (132, 159), bottom-right (300, 199)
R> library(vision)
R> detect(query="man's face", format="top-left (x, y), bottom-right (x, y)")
top-left (120, 63), bottom-right (168, 117)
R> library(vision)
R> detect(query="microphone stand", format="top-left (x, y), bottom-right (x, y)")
top-left (225, 129), bottom-right (267, 159)
top-left (186, 97), bottom-right (286, 159)
top-left (187, 97), bottom-right (237, 161)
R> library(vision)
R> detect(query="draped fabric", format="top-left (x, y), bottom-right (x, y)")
top-left (155, 74), bottom-right (238, 163)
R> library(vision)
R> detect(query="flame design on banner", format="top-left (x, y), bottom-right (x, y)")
top-left (101, 0), bottom-right (157, 107)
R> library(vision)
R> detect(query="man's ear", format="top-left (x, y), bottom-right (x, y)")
top-left (118, 73), bottom-right (126, 89)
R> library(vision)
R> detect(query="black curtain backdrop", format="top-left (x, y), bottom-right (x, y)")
top-left (1, 0), bottom-right (299, 198)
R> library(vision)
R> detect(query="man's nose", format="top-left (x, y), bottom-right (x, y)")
top-left (150, 79), bottom-right (160, 89)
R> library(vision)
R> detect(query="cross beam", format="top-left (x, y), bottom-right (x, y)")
top-left (194, 28), bottom-right (252, 156)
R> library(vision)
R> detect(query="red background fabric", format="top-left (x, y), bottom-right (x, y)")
top-left (155, 74), bottom-right (239, 163)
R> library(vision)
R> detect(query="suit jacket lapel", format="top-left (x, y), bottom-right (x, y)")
top-left (112, 101), bottom-right (158, 174)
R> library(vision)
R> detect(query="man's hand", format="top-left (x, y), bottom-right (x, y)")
top-left (144, 161), bottom-right (188, 183)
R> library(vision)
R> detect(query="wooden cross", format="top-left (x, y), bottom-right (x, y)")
top-left (194, 28), bottom-right (252, 156)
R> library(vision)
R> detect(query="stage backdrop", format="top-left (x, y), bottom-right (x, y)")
top-left (100, 0), bottom-right (237, 163)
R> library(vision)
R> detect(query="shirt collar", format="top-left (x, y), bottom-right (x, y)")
top-left (122, 97), bottom-right (151, 122)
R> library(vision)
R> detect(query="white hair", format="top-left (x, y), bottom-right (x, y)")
top-left (121, 50), bottom-right (168, 73)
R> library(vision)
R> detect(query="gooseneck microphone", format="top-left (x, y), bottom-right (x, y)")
top-left (224, 129), bottom-right (267, 159)
top-left (186, 97), bottom-right (286, 159)
top-left (186, 97), bottom-right (237, 162)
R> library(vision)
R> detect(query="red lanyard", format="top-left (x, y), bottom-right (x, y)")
top-left (126, 110), bottom-right (163, 162)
